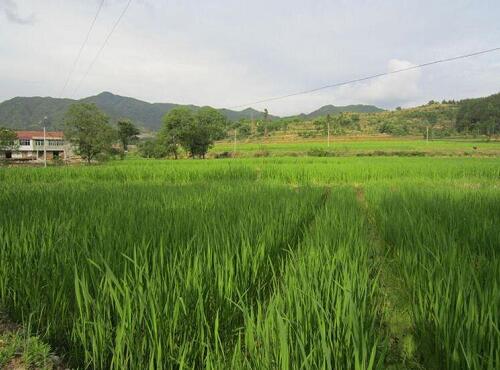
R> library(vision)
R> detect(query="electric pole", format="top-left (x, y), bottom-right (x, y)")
top-left (39, 116), bottom-right (48, 167)
top-left (326, 114), bottom-right (331, 148)
top-left (43, 126), bottom-right (47, 167)
top-left (233, 127), bottom-right (237, 156)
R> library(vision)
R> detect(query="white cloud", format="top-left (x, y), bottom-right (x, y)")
top-left (337, 59), bottom-right (423, 108)
top-left (0, 0), bottom-right (35, 25)
top-left (0, 0), bottom-right (499, 116)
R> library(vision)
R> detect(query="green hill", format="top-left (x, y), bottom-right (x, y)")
top-left (297, 104), bottom-right (384, 120)
top-left (3, 91), bottom-right (497, 136)
top-left (0, 92), bottom-right (277, 131)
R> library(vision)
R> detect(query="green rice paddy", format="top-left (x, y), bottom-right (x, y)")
top-left (0, 156), bottom-right (499, 369)
top-left (212, 138), bottom-right (500, 156)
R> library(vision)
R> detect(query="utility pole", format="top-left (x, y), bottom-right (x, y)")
top-left (327, 120), bottom-right (331, 147)
top-left (233, 127), bottom-right (237, 156)
top-left (426, 126), bottom-right (429, 143)
top-left (39, 116), bottom-right (48, 167)
top-left (326, 114), bottom-right (331, 148)
top-left (43, 126), bottom-right (47, 167)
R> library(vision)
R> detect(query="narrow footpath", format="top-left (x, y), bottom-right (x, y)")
top-left (354, 186), bottom-right (424, 370)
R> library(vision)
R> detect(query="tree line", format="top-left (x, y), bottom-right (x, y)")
top-left (1, 102), bottom-right (227, 162)
top-left (456, 93), bottom-right (500, 136)
top-left (2, 93), bottom-right (499, 162)
top-left (67, 103), bottom-right (228, 162)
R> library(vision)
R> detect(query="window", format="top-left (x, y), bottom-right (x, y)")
top-left (48, 140), bottom-right (64, 146)
top-left (19, 139), bottom-right (31, 146)
top-left (34, 139), bottom-right (64, 146)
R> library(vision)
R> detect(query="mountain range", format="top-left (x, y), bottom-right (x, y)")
top-left (0, 92), bottom-right (383, 131)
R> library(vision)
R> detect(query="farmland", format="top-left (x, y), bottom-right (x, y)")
top-left (0, 155), bottom-right (499, 369)
top-left (212, 138), bottom-right (500, 157)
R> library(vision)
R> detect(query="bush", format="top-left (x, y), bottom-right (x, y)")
top-left (307, 148), bottom-right (336, 157)
top-left (213, 151), bottom-right (233, 159)
top-left (253, 150), bottom-right (270, 157)
top-left (138, 140), bottom-right (169, 159)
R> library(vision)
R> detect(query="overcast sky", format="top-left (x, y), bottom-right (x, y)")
top-left (1, 0), bottom-right (499, 115)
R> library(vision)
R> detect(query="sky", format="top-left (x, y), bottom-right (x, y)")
top-left (1, 0), bottom-right (499, 116)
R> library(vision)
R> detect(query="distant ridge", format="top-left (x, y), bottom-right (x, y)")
top-left (0, 91), bottom-right (382, 131)
top-left (295, 104), bottom-right (384, 120)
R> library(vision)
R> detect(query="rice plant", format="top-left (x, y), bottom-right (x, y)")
top-left (0, 157), bottom-right (498, 369)
top-left (370, 186), bottom-right (500, 369)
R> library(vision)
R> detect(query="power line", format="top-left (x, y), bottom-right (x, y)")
top-left (58, 0), bottom-right (105, 97)
top-left (73, 0), bottom-right (133, 96)
top-left (228, 46), bottom-right (500, 109)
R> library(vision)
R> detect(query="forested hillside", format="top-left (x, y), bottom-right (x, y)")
top-left (0, 92), bottom-right (273, 131)
top-left (1, 91), bottom-right (498, 136)
top-left (229, 93), bottom-right (500, 140)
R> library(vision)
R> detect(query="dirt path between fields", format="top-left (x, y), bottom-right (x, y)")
top-left (354, 186), bottom-right (424, 370)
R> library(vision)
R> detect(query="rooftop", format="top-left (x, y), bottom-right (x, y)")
top-left (15, 131), bottom-right (64, 139)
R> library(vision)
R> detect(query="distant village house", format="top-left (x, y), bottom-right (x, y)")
top-left (0, 131), bottom-right (68, 161)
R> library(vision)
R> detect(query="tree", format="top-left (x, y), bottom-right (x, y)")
top-left (456, 93), bottom-right (500, 136)
top-left (0, 127), bottom-right (18, 153)
top-left (64, 103), bottom-right (116, 164)
top-left (189, 107), bottom-right (226, 157)
top-left (117, 120), bottom-right (139, 151)
top-left (0, 127), bottom-right (18, 161)
top-left (263, 108), bottom-right (269, 136)
top-left (137, 139), bottom-right (169, 159)
top-left (159, 107), bottom-right (194, 159)
top-left (159, 106), bottom-right (227, 159)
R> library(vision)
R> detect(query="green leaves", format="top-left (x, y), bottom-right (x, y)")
top-left (117, 120), bottom-right (139, 151)
top-left (160, 106), bottom-right (228, 158)
top-left (0, 158), bottom-right (498, 369)
top-left (64, 103), bottom-right (117, 163)
top-left (0, 127), bottom-right (18, 151)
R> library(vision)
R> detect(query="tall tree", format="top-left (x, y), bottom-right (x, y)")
top-left (0, 127), bottom-right (18, 153)
top-left (263, 108), bottom-right (269, 136)
top-left (159, 106), bottom-right (226, 159)
top-left (159, 107), bottom-right (194, 159)
top-left (188, 107), bottom-right (226, 158)
top-left (0, 127), bottom-right (18, 161)
top-left (456, 93), bottom-right (500, 136)
top-left (64, 103), bottom-right (116, 164)
top-left (117, 119), bottom-right (140, 151)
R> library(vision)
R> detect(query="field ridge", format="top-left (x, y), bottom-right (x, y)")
top-left (260, 186), bottom-right (332, 296)
top-left (354, 186), bottom-right (423, 369)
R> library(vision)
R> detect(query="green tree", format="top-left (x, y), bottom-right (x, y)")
top-left (187, 107), bottom-right (226, 158)
top-left (456, 93), bottom-right (500, 136)
top-left (159, 106), bottom-right (226, 159)
top-left (159, 107), bottom-right (194, 159)
top-left (0, 127), bottom-right (18, 153)
top-left (263, 108), bottom-right (269, 136)
top-left (64, 103), bottom-right (116, 164)
top-left (117, 120), bottom-right (140, 151)
top-left (137, 139), bottom-right (168, 159)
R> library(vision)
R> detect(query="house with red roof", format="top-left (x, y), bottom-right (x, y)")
top-left (1, 131), bottom-right (68, 161)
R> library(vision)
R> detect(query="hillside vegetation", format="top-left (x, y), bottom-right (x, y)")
top-left (0, 92), bottom-right (274, 131)
top-left (1, 91), bottom-right (498, 140)
top-left (230, 93), bottom-right (499, 141)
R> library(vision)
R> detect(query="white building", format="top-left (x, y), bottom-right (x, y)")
top-left (1, 131), bottom-right (68, 161)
